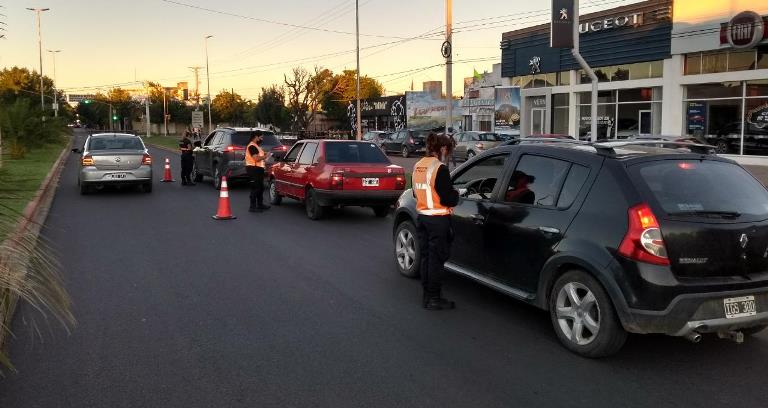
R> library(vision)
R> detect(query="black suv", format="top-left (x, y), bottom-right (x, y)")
top-left (392, 140), bottom-right (768, 357)
top-left (381, 129), bottom-right (428, 158)
top-left (192, 127), bottom-right (285, 189)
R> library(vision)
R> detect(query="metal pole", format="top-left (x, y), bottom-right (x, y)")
top-left (571, 0), bottom-right (597, 142)
top-left (48, 49), bottom-right (61, 117)
top-left (205, 35), bottom-right (213, 135)
top-left (109, 104), bottom-right (113, 131)
top-left (446, 0), bottom-right (453, 135)
top-left (27, 8), bottom-right (50, 115)
top-left (355, 0), bottom-right (362, 140)
top-left (146, 91), bottom-right (151, 138)
top-left (163, 89), bottom-right (168, 137)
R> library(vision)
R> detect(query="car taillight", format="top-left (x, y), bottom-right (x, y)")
top-left (81, 155), bottom-right (94, 166)
top-left (618, 203), bottom-right (669, 266)
top-left (475, 142), bottom-right (485, 150)
top-left (271, 145), bottom-right (288, 152)
top-left (142, 154), bottom-right (152, 165)
top-left (330, 171), bottom-right (344, 190)
top-left (395, 173), bottom-right (406, 190)
top-left (226, 145), bottom-right (245, 152)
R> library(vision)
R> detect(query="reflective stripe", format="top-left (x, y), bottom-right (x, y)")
top-left (220, 191), bottom-right (229, 198)
top-left (418, 208), bottom-right (451, 216)
top-left (413, 157), bottom-right (452, 216)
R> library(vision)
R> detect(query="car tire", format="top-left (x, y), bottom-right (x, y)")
top-left (373, 206), bottom-right (389, 218)
top-left (394, 220), bottom-right (420, 279)
top-left (402, 146), bottom-right (410, 158)
top-left (191, 162), bottom-right (203, 182)
top-left (305, 188), bottom-right (325, 220)
top-left (549, 270), bottom-right (627, 358)
top-left (466, 150), bottom-right (476, 160)
top-left (741, 325), bottom-right (768, 336)
top-left (269, 178), bottom-right (282, 206)
top-left (715, 141), bottom-right (730, 154)
top-left (213, 165), bottom-right (222, 190)
top-left (142, 182), bottom-right (153, 193)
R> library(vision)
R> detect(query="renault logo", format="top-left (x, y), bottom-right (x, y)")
top-left (114, 157), bottom-right (121, 163)
top-left (739, 234), bottom-right (749, 249)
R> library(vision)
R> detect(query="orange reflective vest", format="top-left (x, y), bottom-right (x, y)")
top-left (413, 157), bottom-right (452, 216)
top-left (245, 142), bottom-right (265, 168)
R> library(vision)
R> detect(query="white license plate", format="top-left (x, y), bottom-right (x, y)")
top-left (724, 295), bottom-right (757, 319)
top-left (106, 173), bottom-right (128, 179)
top-left (362, 178), bottom-right (379, 187)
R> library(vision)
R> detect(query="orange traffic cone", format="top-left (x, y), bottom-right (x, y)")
top-left (212, 177), bottom-right (236, 220)
top-left (161, 157), bottom-right (175, 182)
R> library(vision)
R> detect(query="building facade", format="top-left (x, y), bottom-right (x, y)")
top-left (462, 64), bottom-right (502, 132)
top-left (499, 0), bottom-right (768, 159)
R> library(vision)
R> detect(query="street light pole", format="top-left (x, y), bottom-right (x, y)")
top-left (47, 49), bottom-right (61, 117)
top-left (445, 0), bottom-right (453, 134)
top-left (26, 7), bottom-right (50, 116)
top-left (204, 35), bottom-right (213, 135)
top-left (163, 88), bottom-right (168, 137)
top-left (355, 0), bottom-right (362, 141)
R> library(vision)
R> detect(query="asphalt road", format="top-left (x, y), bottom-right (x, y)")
top-left (1, 129), bottom-right (767, 407)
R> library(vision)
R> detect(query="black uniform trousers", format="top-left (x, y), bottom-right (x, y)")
top-left (180, 154), bottom-right (194, 183)
top-left (417, 214), bottom-right (452, 298)
top-left (247, 166), bottom-right (265, 209)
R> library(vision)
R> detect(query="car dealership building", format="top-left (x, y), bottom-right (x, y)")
top-left (500, 0), bottom-right (768, 159)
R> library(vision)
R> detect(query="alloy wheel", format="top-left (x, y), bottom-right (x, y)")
top-left (395, 228), bottom-right (417, 270)
top-left (555, 282), bottom-right (601, 346)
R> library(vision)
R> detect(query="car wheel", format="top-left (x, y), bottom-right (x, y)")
top-left (142, 182), bottom-right (153, 193)
top-left (401, 146), bottom-right (410, 158)
top-left (466, 150), bottom-right (476, 160)
top-left (715, 141), bottom-right (730, 154)
top-left (394, 221), bottom-right (420, 279)
top-left (550, 270), bottom-right (627, 358)
top-left (269, 178), bottom-right (282, 205)
top-left (191, 162), bottom-right (203, 182)
top-left (305, 188), bottom-right (325, 220)
top-left (372, 206), bottom-right (389, 218)
top-left (213, 165), bottom-right (222, 190)
top-left (741, 325), bottom-right (768, 336)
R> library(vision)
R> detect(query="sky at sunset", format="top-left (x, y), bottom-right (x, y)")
top-left (2, 0), bottom-right (642, 99)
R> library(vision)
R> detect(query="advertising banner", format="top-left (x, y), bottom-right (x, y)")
top-left (686, 102), bottom-right (706, 134)
top-left (747, 102), bottom-right (768, 129)
top-left (405, 91), bottom-right (462, 130)
top-left (551, 0), bottom-right (575, 48)
top-left (494, 87), bottom-right (521, 132)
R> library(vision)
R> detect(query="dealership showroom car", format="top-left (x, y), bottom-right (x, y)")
top-left (74, 133), bottom-right (153, 194)
top-left (269, 140), bottom-right (407, 220)
top-left (393, 139), bottom-right (768, 357)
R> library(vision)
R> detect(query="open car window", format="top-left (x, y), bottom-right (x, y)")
top-left (452, 154), bottom-right (509, 201)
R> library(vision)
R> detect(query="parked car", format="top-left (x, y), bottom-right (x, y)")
top-left (191, 127), bottom-right (287, 189)
top-left (362, 131), bottom-right (391, 146)
top-left (381, 129), bottom-right (429, 158)
top-left (453, 131), bottom-right (504, 161)
top-left (629, 135), bottom-right (713, 150)
top-left (707, 121), bottom-right (768, 154)
top-left (393, 139), bottom-right (768, 357)
top-left (74, 133), bottom-right (153, 194)
top-left (269, 140), bottom-right (406, 220)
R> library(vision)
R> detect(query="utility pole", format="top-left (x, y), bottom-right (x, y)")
top-left (205, 35), bottom-right (214, 135)
top-left (570, 0), bottom-right (598, 142)
top-left (47, 49), bottom-right (61, 117)
top-left (445, 0), bottom-right (453, 134)
top-left (145, 95), bottom-right (151, 138)
top-left (355, 0), bottom-right (362, 140)
top-left (163, 88), bottom-right (168, 137)
top-left (189, 66), bottom-right (203, 108)
top-left (27, 7), bottom-right (49, 117)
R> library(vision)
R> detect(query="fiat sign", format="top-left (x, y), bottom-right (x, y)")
top-left (722, 11), bottom-right (766, 49)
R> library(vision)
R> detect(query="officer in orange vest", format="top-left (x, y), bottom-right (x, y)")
top-left (413, 133), bottom-right (459, 310)
top-left (245, 131), bottom-right (270, 212)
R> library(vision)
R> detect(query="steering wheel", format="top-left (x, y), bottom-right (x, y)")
top-left (466, 179), bottom-right (492, 200)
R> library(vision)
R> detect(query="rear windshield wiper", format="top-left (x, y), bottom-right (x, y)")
top-left (668, 210), bottom-right (742, 219)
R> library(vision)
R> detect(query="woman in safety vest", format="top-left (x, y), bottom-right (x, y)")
top-left (245, 131), bottom-right (270, 212)
top-left (412, 133), bottom-right (460, 310)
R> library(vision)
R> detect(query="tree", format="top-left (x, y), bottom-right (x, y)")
top-left (0, 98), bottom-right (67, 158)
top-left (284, 66), bottom-right (334, 132)
top-left (212, 89), bottom-right (251, 126)
top-left (322, 70), bottom-right (385, 128)
top-left (0, 66), bottom-right (65, 118)
top-left (253, 85), bottom-right (290, 130)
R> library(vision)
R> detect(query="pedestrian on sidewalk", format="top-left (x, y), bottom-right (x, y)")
top-left (179, 131), bottom-right (195, 186)
top-left (245, 131), bottom-right (271, 212)
top-left (412, 133), bottom-right (459, 310)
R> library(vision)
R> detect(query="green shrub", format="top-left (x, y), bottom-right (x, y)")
top-left (0, 98), bottom-right (69, 159)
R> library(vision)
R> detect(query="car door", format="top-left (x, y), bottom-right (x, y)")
top-left (448, 153), bottom-right (513, 277)
top-left (388, 130), bottom-right (406, 153)
top-left (198, 132), bottom-right (217, 174)
top-left (293, 142), bottom-right (320, 200)
top-left (454, 132), bottom-right (468, 160)
top-left (276, 142), bottom-right (304, 198)
top-left (210, 131), bottom-right (228, 170)
top-left (485, 151), bottom-right (602, 293)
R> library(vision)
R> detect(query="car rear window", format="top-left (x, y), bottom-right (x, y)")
top-left (232, 131), bottom-right (278, 146)
top-left (634, 160), bottom-right (768, 220)
top-left (89, 136), bottom-right (144, 151)
top-left (478, 133), bottom-right (502, 141)
top-left (325, 142), bottom-right (390, 164)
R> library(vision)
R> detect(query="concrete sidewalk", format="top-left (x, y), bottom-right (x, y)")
top-left (745, 166), bottom-right (768, 186)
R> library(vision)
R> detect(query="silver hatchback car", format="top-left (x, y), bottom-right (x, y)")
top-left (75, 133), bottom-right (153, 194)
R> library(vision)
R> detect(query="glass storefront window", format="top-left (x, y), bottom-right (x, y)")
top-left (759, 48), bottom-right (768, 70)
top-left (552, 108), bottom-right (569, 135)
top-left (686, 82), bottom-right (742, 99)
top-left (744, 97), bottom-right (768, 154)
top-left (702, 52), bottom-right (728, 74)
top-left (650, 60), bottom-right (664, 78)
top-left (629, 62), bottom-right (652, 80)
top-left (746, 80), bottom-right (768, 97)
top-left (577, 61), bottom-right (662, 84)
top-left (558, 71), bottom-right (570, 86)
top-left (729, 50), bottom-right (756, 72)
top-left (552, 93), bottom-right (569, 108)
top-left (618, 88), bottom-right (654, 102)
top-left (579, 90), bottom-right (616, 104)
top-left (685, 54), bottom-right (702, 75)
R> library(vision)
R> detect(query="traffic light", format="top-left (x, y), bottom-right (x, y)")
top-left (112, 115), bottom-right (118, 120)
top-left (83, 99), bottom-right (91, 104)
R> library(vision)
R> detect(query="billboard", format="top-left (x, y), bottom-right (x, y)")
top-left (405, 91), bottom-right (462, 130)
top-left (494, 87), bottom-right (521, 132)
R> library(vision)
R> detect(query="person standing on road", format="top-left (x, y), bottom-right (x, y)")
top-left (444, 129), bottom-right (458, 170)
top-left (179, 131), bottom-right (195, 186)
top-left (413, 133), bottom-right (459, 310)
top-left (245, 131), bottom-right (271, 213)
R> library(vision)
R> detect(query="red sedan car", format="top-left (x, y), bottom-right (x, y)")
top-left (268, 140), bottom-right (406, 220)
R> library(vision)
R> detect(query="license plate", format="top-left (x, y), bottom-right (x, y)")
top-left (106, 173), bottom-right (128, 179)
top-left (362, 178), bottom-right (379, 187)
top-left (724, 295), bottom-right (757, 319)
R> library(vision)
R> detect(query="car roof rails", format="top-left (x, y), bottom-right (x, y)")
top-left (595, 141), bottom-right (716, 155)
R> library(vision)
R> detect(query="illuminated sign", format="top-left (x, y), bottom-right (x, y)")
top-left (579, 13), bottom-right (643, 34)
top-left (719, 11), bottom-right (767, 49)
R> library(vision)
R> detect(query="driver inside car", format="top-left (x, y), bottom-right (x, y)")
top-left (504, 170), bottom-right (536, 204)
